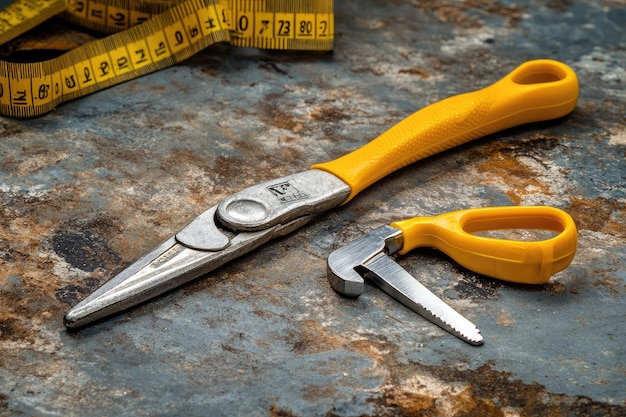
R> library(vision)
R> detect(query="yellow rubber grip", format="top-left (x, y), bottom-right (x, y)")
top-left (390, 206), bottom-right (578, 285)
top-left (311, 59), bottom-right (579, 203)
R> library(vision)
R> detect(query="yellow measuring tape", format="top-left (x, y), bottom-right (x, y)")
top-left (0, 0), bottom-right (334, 118)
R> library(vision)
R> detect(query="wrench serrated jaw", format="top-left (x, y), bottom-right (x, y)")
top-left (362, 253), bottom-right (483, 346)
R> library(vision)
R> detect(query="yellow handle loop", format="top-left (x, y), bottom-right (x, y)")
top-left (311, 59), bottom-right (579, 203)
top-left (390, 206), bottom-right (578, 285)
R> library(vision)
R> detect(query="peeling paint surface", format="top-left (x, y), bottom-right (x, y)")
top-left (1, 0), bottom-right (625, 416)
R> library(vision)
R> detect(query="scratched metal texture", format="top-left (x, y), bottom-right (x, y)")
top-left (1, 0), bottom-right (625, 416)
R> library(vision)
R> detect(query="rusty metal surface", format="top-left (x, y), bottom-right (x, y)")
top-left (1, 0), bottom-right (625, 416)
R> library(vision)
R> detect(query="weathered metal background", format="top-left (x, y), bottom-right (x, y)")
top-left (1, 0), bottom-right (624, 416)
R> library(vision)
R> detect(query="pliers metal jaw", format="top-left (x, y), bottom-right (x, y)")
top-left (64, 206), bottom-right (314, 329)
top-left (65, 170), bottom-right (351, 329)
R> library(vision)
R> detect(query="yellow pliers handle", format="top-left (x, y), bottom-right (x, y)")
top-left (391, 206), bottom-right (578, 285)
top-left (312, 59), bottom-right (579, 203)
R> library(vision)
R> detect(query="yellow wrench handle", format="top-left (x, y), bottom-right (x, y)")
top-left (390, 206), bottom-right (578, 285)
top-left (311, 59), bottom-right (578, 203)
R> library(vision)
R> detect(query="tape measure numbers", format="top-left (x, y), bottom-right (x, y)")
top-left (0, 0), bottom-right (334, 118)
top-left (228, 0), bottom-right (333, 50)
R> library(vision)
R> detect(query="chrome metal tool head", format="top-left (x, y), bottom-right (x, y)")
top-left (327, 226), bottom-right (404, 297)
top-left (327, 225), bottom-right (483, 346)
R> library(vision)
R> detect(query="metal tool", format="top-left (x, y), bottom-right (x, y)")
top-left (327, 206), bottom-right (578, 345)
top-left (63, 60), bottom-right (579, 329)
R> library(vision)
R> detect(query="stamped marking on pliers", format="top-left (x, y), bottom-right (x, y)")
top-left (267, 182), bottom-right (308, 203)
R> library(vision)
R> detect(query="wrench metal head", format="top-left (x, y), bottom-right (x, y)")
top-left (327, 225), bottom-right (404, 297)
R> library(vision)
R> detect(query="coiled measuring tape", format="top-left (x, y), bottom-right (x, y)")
top-left (0, 0), bottom-right (334, 118)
